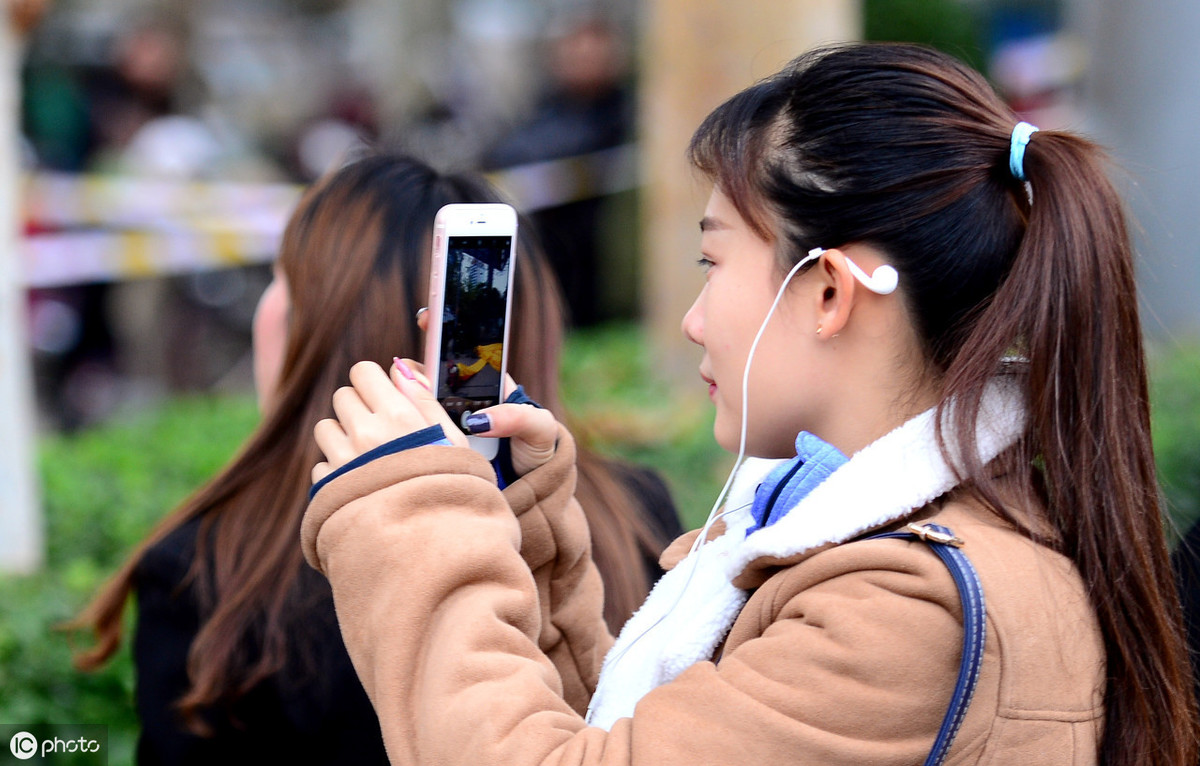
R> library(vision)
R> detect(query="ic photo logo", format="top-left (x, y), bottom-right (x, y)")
top-left (6, 728), bottom-right (104, 761)
top-left (9, 731), bottom-right (37, 760)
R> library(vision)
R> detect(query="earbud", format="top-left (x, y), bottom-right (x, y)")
top-left (845, 259), bottom-right (899, 295)
top-left (807, 247), bottom-right (899, 295)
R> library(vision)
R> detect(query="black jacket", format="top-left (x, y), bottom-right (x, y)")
top-left (133, 516), bottom-right (390, 765)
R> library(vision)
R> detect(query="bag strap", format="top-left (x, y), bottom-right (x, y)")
top-left (868, 522), bottom-right (986, 766)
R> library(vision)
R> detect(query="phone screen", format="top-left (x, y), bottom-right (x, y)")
top-left (437, 234), bottom-right (513, 429)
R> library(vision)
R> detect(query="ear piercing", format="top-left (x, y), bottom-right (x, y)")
top-left (816, 325), bottom-right (823, 336)
top-left (415, 306), bottom-right (429, 321)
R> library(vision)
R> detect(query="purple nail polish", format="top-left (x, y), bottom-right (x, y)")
top-left (463, 412), bottom-right (492, 434)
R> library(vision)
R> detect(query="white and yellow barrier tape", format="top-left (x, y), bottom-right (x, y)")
top-left (18, 144), bottom-right (639, 289)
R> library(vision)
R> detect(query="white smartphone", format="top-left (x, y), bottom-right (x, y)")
top-left (423, 203), bottom-right (518, 459)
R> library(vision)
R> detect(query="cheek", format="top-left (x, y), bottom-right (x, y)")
top-left (253, 286), bottom-right (286, 351)
top-left (729, 323), bottom-right (810, 457)
top-left (252, 283), bottom-right (289, 404)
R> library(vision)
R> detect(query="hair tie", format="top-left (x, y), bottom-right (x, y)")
top-left (1009, 121), bottom-right (1039, 181)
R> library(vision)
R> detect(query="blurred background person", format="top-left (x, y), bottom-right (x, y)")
top-left (23, 7), bottom-right (260, 431)
top-left (69, 153), bottom-right (680, 764)
top-left (484, 14), bottom-right (635, 327)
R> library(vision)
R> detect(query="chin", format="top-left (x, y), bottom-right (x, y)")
top-left (711, 417), bottom-right (741, 455)
top-left (713, 432), bottom-right (737, 455)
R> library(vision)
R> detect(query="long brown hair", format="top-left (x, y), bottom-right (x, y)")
top-left (72, 154), bottom-right (668, 725)
top-left (689, 43), bottom-right (1198, 766)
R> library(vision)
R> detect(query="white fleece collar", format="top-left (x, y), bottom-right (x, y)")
top-left (585, 375), bottom-right (1026, 731)
top-left (729, 374), bottom-right (1027, 576)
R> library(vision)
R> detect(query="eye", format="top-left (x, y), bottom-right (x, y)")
top-left (696, 256), bottom-right (715, 273)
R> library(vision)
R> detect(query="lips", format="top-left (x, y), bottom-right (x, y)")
top-left (700, 370), bottom-right (716, 400)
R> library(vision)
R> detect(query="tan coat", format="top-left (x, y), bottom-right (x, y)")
top-left (302, 428), bottom-right (1104, 765)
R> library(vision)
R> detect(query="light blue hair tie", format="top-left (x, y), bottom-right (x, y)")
top-left (1009, 121), bottom-right (1039, 181)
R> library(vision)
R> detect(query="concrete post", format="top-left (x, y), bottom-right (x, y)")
top-left (0, 9), bottom-right (42, 573)
top-left (1068, 0), bottom-right (1200, 338)
top-left (639, 0), bottom-right (860, 383)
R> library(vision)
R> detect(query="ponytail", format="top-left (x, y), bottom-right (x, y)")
top-left (945, 129), bottom-right (1197, 766)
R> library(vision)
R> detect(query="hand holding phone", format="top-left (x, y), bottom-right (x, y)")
top-left (423, 203), bottom-right (518, 459)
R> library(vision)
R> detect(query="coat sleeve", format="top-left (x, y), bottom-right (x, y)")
top-left (499, 430), bottom-right (614, 713)
top-left (301, 437), bottom-right (965, 766)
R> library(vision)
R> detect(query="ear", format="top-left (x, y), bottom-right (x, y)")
top-left (811, 248), bottom-right (858, 338)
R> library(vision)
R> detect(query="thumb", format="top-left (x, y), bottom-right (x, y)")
top-left (469, 403), bottom-right (559, 475)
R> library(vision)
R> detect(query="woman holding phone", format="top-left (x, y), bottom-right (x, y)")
top-left (73, 154), bottom-right (681, 764)
top-left (303, 43), bottom-right (1197, 765)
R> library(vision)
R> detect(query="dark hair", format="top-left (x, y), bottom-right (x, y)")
top-left (72, 154), bottom-right (666, 727)
top-left (689, 43), bottom-right (1197, 766)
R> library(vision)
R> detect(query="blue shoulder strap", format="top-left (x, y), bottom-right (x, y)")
top-left (867, 523), bottom-right (986, 766)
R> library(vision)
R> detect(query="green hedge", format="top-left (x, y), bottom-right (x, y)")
top-left (0, 397), bottom-right (259, 762)
top-left (1151, 342), bottom-right (1200, 540)
top-left (4, 326), bottom-right (1200, 754)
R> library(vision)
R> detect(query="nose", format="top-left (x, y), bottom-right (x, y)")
top-left (681, 286), bottom-right (705, 346)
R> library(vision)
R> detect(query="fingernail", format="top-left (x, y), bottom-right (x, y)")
top-left (394, 358), bottom-right (416, 381)
top-left (463, 412), bottom-right (492, 434)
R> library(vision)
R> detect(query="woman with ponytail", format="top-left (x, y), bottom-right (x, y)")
top-left (299, 44), bottom-right (1198, 765)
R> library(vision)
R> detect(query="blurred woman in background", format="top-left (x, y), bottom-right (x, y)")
top-left (73, 153), bottom-right (680, 764)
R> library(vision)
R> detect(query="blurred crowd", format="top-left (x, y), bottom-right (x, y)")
top-left (17, 0), bottom-right (1080, 433)
top-left (19, 1), bottom-right (640, 431)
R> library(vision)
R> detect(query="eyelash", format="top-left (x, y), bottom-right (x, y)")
top-left (696, 257), bottom-right (714, 273)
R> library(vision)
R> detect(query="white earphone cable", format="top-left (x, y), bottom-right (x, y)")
top-left (585, 251), bottom-right (819, 725)
top-left (687, 250), bottom-right (818, 553)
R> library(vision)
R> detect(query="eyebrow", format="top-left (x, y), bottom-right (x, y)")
top-left (699, 216), bottom-right (727, 232)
